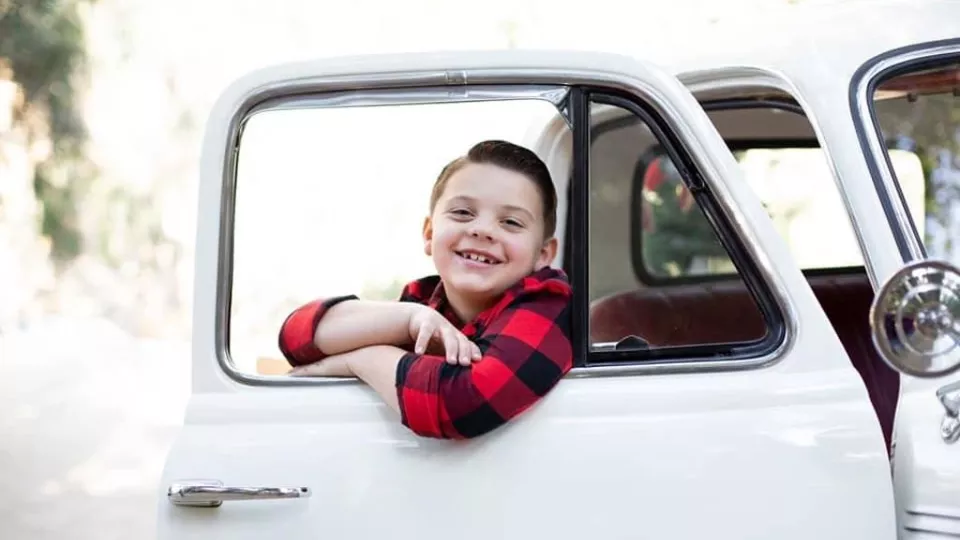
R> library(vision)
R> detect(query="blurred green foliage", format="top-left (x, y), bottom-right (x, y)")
top-left (0, 0), bottom-right (94, 263)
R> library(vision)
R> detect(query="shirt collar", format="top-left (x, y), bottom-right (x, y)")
top-left (423, 266), bottom-right (570, 330)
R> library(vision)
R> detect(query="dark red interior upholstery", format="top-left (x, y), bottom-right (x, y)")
top-left (589, 279), bottom-right (768, 347)
top-left (589, 271), bottom-right (899, 451)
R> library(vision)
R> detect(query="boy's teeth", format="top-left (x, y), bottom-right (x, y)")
top-left (463, 252), bottom-right (491, 263)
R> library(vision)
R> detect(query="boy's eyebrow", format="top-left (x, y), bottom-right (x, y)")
top-left (446, 195), bottom-right (475, 206)
top-left (446, 196), bottom-right (536, 219)
top-left (501, 204), bottom-right (535, 219)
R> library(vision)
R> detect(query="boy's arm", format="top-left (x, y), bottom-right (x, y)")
top-left (288, 288), bottom-right (572, 439)
top-left (278, 295), bottom-right (417, 367)
top-left (346, 347), bottom-right (404, 413)
top-left (289, 345), bottom-right (406, 415)
top-left (396, 285), bottom-right (573, 440)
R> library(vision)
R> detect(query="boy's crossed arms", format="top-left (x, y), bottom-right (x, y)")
top-left (278, 268), bottom-right (573, 440)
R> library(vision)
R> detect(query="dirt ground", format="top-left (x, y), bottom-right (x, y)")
top-left (0, 317), bottom-right (190, 540)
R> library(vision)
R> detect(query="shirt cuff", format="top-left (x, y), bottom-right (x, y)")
top-left (395, 352), bottom-right (446, 438)
top-left (278, 295), bottom-right (358, 366)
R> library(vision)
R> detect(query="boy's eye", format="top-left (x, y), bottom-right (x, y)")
top-left (503, 218), bottom-right (524, 228)
top-left (449, 208), bottom-right (473, 218)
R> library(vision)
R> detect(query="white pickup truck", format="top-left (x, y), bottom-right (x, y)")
top-left (157, 1), bottom-right (960, 538)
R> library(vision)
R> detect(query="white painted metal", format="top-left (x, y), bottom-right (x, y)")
top-left (895, 376), bottom-right (960, 538)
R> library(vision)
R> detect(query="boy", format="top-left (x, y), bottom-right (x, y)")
top-left (278, 140), bottom-right (573, 440)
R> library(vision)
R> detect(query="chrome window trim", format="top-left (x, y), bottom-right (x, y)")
top-left (212, 64), bottom-right (797, 387)
top-left (245, 84), bottom-right (572, 118)
top-left (851, 40), bottom-right (960, 263)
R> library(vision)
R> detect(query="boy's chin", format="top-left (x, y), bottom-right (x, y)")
top-left (444, 273), bottom-right (506, 298)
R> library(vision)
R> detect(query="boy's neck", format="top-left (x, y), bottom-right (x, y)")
top-left (444, 289), bottom-right (496, 325)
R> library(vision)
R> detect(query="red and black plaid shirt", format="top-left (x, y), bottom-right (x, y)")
top-left (278, 267), bottom-right (573, 440)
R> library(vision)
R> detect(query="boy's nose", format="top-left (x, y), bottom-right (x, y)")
top-left (467, 222), bottom-right (495, 240)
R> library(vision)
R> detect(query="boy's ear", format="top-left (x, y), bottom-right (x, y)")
top-left (422, 216), bottom-right (433, 256)
top-left (536, 237), bottom-right (559, 269)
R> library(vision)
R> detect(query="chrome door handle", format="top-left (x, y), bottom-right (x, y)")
top-left (937, 380), bottom-right (960, 444)
top-left (168, 480), bottom-right (311, 507)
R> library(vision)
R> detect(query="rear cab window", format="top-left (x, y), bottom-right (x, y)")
top-left (587, 94), bottom-right (875, 333)
top-left (636, 102), bottom-right (873, 278)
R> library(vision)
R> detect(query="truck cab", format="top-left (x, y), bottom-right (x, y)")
top-left (159, 2), bottom-right (960, 538)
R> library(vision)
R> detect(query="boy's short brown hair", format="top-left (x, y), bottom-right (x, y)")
top-left (429, 140), bottom-right (558, 238)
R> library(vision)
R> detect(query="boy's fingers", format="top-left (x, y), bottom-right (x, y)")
top-left (458, 335), bottom-right (475, 366)
top-left (414, 324), bottom-right (433, 354)
top-left (472, 343), bottom-right (482, 360)
top-left (441, 329), bottom-right (459, 364)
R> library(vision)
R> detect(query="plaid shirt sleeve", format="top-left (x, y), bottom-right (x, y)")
top-left (395, 272), bottom-right (573, 440)
top-left (277, 295), bottom-right (359, 366)
top-left (277, 278), bottom-right (434, 367)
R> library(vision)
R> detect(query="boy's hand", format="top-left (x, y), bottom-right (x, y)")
top-left (408, 306), bottom-right (482, 366)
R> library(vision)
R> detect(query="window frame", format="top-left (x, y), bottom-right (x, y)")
top-left (579, 89), bottom-right (786, 367)
top-left (215, 75), bottom-right (798, 386)
top-left (850, 37), bottom-right (960, 263)
top-left (222, 85), bottom-right (574, 385)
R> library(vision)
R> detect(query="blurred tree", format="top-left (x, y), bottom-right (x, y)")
top-left (0, 0), bottom-right (94, 263)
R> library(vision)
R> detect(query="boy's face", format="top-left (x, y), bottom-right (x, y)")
top-left (423, 162), bottom-right (557, 310)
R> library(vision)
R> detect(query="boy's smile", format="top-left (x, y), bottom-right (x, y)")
top-left (455, 248), bottom-right (502, 266)
top-left (423, 162), bottom-right (557, 322)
